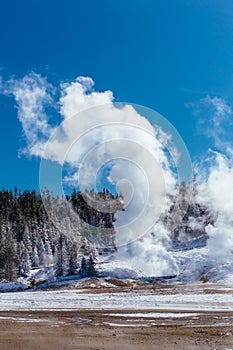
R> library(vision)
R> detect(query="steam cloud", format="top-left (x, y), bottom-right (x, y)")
top-left (1, 72), bottom-right (233, 278)
top-left (198, 152), bottom-right (233, 258)
top-left (1, 72), bottom-right (180, 277)
top-left (194, 97), bottom-right (233, 261)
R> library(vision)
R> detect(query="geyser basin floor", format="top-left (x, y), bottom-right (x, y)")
top-left (0, 284), bottom-right (233, 349)
top-left (0, 309), bottom-right (233, 350)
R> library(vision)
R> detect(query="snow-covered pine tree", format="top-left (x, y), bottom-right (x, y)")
top-left (0, 222), bottom-right (6, 279)
top-left (44, 240), bottom-right (53, 265)
top-left (67, 242), bottom-right (78, 276)
top-left (79, 255), bottom-right (97, 278)
top-left (2, 221), bottom-right (17, 281)
top-left (79, 256), bottom-right (87, 278)
top-left (22, 225), bottom-right (32, 256)
top-left (17, 241), bottom-right (31, 276)
top-left (86, 256), bottom-right (97, 277)
top-left (37, 237), bottom-right (46, 267)
top-left (55, 234), bottom-right (68, 277)
top-left (31, 246), bottom-right (39, 268)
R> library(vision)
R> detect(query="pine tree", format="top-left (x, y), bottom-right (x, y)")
top-left (18, 242), bottom-right (31, 276)
top-left (79, 255), bottom-right (97, 278)
top-left (31, 246), bottom-right (39, 268)
top-left (44, 240), bottom-right (53, 265)
top-left (0, 223), bottom-right (6, 279)
top-left (37, 238), bottom-right (46, 266)
top-left (79, 256), bottom-right (87, 278)
top-left (55, 234), bottom-right (68, 277)
top-left (86, 256), bottom-right (97, 277)
top-left (67, 243), bottom-right (78, 276)
top-left (22, 225), bottom-right (32, 255)
top-left (3, 221), bottom-right (17, 281)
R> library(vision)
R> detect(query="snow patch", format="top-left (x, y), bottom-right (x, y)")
top-left (0, 282), bottom-right (28, 293)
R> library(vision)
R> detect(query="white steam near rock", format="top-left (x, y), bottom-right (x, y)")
top-left (195, 97), bottom-right (233, 261)
top-left (198, 152), bottom-right (233, 258)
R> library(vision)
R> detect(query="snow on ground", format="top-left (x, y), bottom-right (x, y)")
top-left (103, 322), bottom-right (147, 327)
top-left (0, 282), bottom-right (29, 293)
top-left (0, 288), bottom-right (233, 311)
top-left (0, 316), bottom-right (53, 323)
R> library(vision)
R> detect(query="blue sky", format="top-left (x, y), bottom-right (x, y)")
top-left (0, 0), bottom-right (233, 190)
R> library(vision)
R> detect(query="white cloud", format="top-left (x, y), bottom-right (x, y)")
top-left (1, 73), bottom-right (114, 158)
top-left (1, 72), bottom-right (179, 198)
top-left (189, 95), bottom-right (233, 152)
top-left (2, 72), bottom-right (54, 157)
top-left (59, 76), bottom-right (113, 119)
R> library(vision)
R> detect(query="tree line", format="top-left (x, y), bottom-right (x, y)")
top-left (0, 182), bottom-right (214, 282)
top-left (0, 188), bottom-right (123, 281)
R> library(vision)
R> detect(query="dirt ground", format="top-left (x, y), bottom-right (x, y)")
top-left (0, 309), bottom-right (233, 350)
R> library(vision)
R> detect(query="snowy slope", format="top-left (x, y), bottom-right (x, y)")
top-left (173, 244), bottom-right (233, 283)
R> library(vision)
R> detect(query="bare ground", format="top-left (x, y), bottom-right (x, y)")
top-left (0, 309), bottom-right (233, 350)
